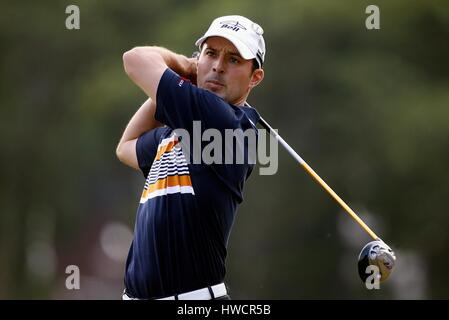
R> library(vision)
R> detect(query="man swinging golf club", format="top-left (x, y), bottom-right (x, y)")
top-left (117, 15), bottom-right (265, 300)
top-left (117, 14), bottom-right (395, 300)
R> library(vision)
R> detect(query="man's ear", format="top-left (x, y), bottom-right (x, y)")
top-left (249, 69), bottom-right (264, 89)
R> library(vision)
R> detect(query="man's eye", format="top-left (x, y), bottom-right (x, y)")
top-left (206, 51), bottom-right (215, 56)
top-left (230, 57), bottom-right (239, 63)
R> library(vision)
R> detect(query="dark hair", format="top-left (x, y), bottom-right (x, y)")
top-left (252, 59), bottom-right (262, 72)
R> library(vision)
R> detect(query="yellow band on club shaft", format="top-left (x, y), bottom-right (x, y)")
top-left (301, 161), bottom-right (379, 240)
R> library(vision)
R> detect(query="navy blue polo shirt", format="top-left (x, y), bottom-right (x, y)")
top-left (124, 68), bottom-right (260, 299)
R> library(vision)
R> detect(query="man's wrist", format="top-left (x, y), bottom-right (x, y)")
top-left (146, 46), bottom-right (196, 83)
top-left (176, 55), bottom-right (197, 84)
top-left (172, 54), bottom-right (190, 76)
top-left (157, 48), bottom-right (191, 79)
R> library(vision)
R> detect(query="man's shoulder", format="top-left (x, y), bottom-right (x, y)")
top-left (160, 68), bottom-right (228, 106)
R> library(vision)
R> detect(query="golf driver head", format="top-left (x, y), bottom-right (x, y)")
top-left (358, 240), bottom-right (396, 284)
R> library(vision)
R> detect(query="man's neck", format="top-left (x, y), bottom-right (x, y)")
top-left (232, 96), bottom-right (248, 107)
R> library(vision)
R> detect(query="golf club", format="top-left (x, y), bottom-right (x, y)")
top-left (254, 115), bottom-right (396, 283)
top-left (258, 117), bottom-right (378, 240)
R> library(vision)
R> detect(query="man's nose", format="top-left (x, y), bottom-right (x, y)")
top-left (212, 56), bottom-right (225, 73)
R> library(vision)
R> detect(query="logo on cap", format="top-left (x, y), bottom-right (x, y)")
top-left (219, 20), bottom-right (247, 32)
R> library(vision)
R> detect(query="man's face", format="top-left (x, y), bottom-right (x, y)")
top-left (196, 36), bottom-right (263, 106)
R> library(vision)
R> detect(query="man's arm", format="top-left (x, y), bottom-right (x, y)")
top-left (122, 46), bottom-right (197, 100)
top-left (116, 98), bottom-right (162, 170)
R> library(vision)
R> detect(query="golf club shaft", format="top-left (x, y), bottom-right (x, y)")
top-left (258, 117), bottom-right (379, 241)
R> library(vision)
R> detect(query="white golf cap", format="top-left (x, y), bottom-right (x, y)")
top-left (195, 15), bottom-right (266, 68)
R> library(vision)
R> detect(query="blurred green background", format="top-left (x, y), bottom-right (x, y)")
top-left (1, 0), bottom-right (448, 299)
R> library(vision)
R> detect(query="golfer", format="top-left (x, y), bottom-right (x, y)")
top-left (116, 15), bottom-right (266, 300)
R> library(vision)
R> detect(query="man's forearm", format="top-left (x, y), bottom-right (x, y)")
top-left (118, 98), bottom-right (162, 144)
top-left (123, 46), bottom-right (197, 99)
top-left (148, 46), bottom-right (195, 78)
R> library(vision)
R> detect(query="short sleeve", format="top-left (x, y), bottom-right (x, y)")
top-left (136, 127), bottom-right (168, 177)
top-left (155, 68), bottom-right (239, 133)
